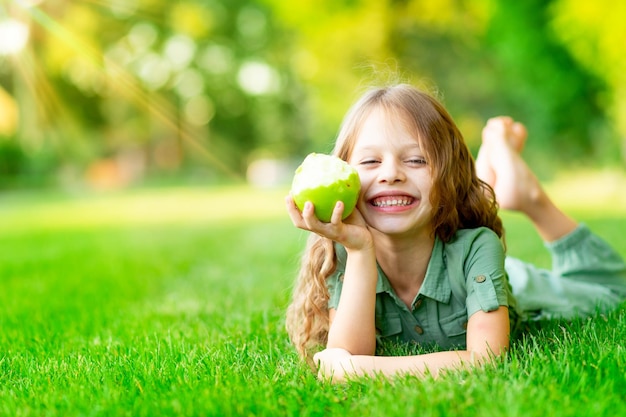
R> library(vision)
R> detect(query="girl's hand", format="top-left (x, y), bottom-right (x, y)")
top-left (313, 347), bottom-right (354, 382)
top-left (285, 195), bottom-right (372, 251)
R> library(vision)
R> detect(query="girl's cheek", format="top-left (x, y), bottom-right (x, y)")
top-left (355, 167), bottom-right (368, 180)
top-left (357, 171), bottom-right (374, 189)
top-left (356, 176), bottom-right (371, 202)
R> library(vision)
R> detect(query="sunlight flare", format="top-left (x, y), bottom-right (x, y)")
top-left (3, 0), bottom-right (243, 180)
top-left (0, 18), bottom-right (29, 55)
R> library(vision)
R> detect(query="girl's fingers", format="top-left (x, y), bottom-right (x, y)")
top-left (285, 195), bottom-right (330, 233)
top-left (302, 201), bottom-right (326, 230)
top-left (330, 201), bottom-right (344, 225)
top-left (286, 196), bottom-right (368, 248)
top-left (286, 197), bottom-right (320, 230)
top-left (302, 201), bottom-right (315, 218)
top-left (285, 195), bottom-right (309, 228)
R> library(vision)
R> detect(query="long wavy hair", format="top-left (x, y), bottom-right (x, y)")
top-left (285, 84), bottom-right (504, 362)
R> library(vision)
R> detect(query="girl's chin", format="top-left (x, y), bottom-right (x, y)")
top-left (367, 219), bottom-right (417, 235)
top-left (363, 212), bottom-right (433, 237)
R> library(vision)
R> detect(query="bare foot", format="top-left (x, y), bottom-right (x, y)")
top-left (478, 116), bottom-right (577, 242)
top-left (476, 116), bottom-right (527, 193)
top-left (479, 116), bottom-right (542, 212)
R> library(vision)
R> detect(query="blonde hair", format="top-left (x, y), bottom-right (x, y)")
top-left (285, 84), bottom-right (503, 361)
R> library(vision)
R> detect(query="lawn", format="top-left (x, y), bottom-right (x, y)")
top-left (0, 176), bottom-right (624, 416)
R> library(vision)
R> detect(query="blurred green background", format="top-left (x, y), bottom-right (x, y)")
top-left (0, 0), bottom-right (624, 190)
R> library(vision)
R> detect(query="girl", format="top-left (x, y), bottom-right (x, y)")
top-left (284, 84), bottom-right (626, 382)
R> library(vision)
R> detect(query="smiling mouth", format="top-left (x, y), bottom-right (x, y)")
top-left (371, 196), bottom-right (415, 207)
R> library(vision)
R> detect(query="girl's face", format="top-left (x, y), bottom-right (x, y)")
top-left (348, 108), bottom-right (434, 238)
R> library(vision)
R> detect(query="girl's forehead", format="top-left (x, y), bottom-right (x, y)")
top-left (353, 107), bottom-right (421, 149)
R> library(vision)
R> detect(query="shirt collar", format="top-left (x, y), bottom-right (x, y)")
top-left (375, 237), bottom-right (451, 303)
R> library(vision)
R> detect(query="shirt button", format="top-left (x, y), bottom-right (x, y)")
top-left (475, 275), bottom-right (486, 283)
top-left (414, 325), bottom-right (424, 335)
top-left (413, 298), bottom-right (423, 309)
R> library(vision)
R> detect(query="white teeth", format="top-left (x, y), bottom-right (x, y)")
top-left (373, 197), bottom-right (412, 207)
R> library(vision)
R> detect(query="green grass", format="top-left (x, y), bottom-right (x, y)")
top-left (0, 180), bottom-right (625, 416)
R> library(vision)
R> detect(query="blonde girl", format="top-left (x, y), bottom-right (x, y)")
top-left (285, 84), bottom-right (626, 382)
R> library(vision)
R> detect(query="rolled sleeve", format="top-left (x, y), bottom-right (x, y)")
top-left (461, 229), bottom-right (510, 317)
top-left (467, 273), bottom-right (500, 314)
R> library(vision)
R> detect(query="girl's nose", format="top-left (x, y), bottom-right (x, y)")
top-left (378, 160), bottom-right (405, 183)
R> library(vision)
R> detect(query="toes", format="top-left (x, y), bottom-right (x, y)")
top-left (482, 118), bottom-right (508, 142)
top-left (511, 122), bottom-right (528, 152)
top-left (482, 117), bottom-right (527, 152)
top-left (486, 116), bottom-right (513, 128)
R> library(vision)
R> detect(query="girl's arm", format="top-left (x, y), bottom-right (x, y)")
top-left (315, 306), bottom-right (510, 383)
top-left (286, 197), bottom-right (379, 354)
top-left (325, 246), bottom-right (378, 355)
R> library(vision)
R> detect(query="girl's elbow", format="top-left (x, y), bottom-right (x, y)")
top-left (326, 343), bottom-right (375, 356)
top-left (470, 342), bottom-right (509, 364)
top-left (326, 337), bottom-right (376, 356)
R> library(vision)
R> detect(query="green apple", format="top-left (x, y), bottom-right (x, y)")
top-left (290, 153), bottom-right (361, 222)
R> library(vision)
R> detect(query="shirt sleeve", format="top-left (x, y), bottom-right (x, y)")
top-left (462, 228), bottom-right (510, 317)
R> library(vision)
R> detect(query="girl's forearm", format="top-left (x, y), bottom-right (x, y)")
top-left (326, 247), bottom-right (378, 355)
top-left (326, 350), bottom-right (477, 383)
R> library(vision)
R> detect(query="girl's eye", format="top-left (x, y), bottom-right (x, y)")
top-left (360, 159), bottom-right (379, 165)
top-left (407, 158), bottom-right (427, 165)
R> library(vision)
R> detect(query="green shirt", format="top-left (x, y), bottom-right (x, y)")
top-left (327, 227), bottom-right (518, 351)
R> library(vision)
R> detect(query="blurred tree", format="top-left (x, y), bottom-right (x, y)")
top-left (262, 0), bottom-right (620, 171)
top-left (1, 0), bottom-right (309, 185)
top-left (481, 0), bottom-right (608, 164)
top-left (259, 0), bottom-right (396, 151)
top-left (0, 0), bottom-right (622, 189)
top-left (550, 0), bottom-right (626, 163)
top-left (390, 0), bottom-right (610, 165)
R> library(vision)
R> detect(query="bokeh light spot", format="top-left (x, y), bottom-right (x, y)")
top-left (237, 61), bottom-right (280, 96)
top-left (128, 22), bottom-right (158, 53)
top-left (164, 34), bottom-right (196, 71)
top-left (184, 95), bottom-right (215, 126)
top-left (0, 19), bottom-right (30, 56)
top-left (198, 44), bottom-right (234, 75)
top-left (174, 68), bottom-right (205, 98)
top-left (136, 52), bottom-right (172, 90)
